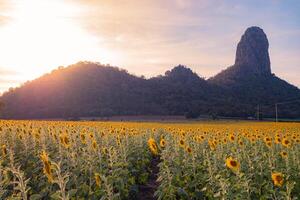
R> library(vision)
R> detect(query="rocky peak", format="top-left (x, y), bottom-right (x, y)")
top-left (165, 65), bottom-right (201, 81)
top-left (234, 26), bottom-right (271, 75)
top-left (166, 65), bottom-right (193, 76)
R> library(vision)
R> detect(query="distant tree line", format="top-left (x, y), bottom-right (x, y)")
top-left (0, 62), bottom-right (299, 120)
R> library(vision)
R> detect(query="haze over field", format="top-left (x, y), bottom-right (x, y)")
top-left (0, 0), bottom-right (299, 93)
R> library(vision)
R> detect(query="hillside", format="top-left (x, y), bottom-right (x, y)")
top-left (0, 63), bottom-right (150, 118)
top-left (209, 27), bottom-right (300, 117)
top-left (0, 63), bottom-right (229, 119)
top-left (0, 26), bottom-right (300, 119)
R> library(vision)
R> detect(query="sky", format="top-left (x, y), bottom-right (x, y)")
top-left (0, 0), bottom-right (299, 93)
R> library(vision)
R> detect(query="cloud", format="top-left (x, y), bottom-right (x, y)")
top-left (0, 0), bottom-right (8, 9)
top-left (0, 68), bottom-right (18, 76)
top-left (68, 0), bottom-right (239, 67)
top-left (0, 15), bottom-right (9, 24)
top-left (0, 0), bottom-right (299, 91)
top-left (0, 67), bottom-right (24, 93)
top-left (0, 0), bottom-right (12, 25)
top-left (66, 0), bottom-right (300, 86)
top-left (0, 78), bottom-right (19, 84)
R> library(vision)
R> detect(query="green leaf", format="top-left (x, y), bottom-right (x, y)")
top-left (50, 191), bottom-right (61, 200)
top-left (30, 194), bottom-right (43, 200)
top-left (68, 189), bottom-right (78, 197)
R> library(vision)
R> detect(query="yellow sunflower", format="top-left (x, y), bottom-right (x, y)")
top-left (225, 157), bottom-right (240, 172)
top-left (271, 172), bottom-right (284, 187)
top-left (60, 133), bottom-right (71, 148)
top-left (92, 139), bottom-right (98, 151)
top-left (40, 150), bottom-right (53, 183)
top-left (148, 138), bottom-right (158, 155)
top-left (94, 173), bottom-right (101, 187)
top-left (282, 138), bottom-right (291, 148)
top-left (238, 140), bottom-right (244, 146)
top-left (2, 144), bottom-right (7, 157)
top-left (186, 146), bottom-right (192, 154)
top-left (264, 137), bottom-right (271, 143)
top-left (179, 139), bottom-right (185, 148)
top-left (275, 136), bottom-right (281, 144)
top-left (228, 134), bottom-right (235, 142)
top-left (208, 140), bottom-right (216, 151)
top-left (265, 141), bottom-right (272, 148)
top-left (160, 138), bottom-right (166, 148)
top-left (80, 132), bottom-right (86, 144)
top-left (280, 151), bottom-right (288, 159)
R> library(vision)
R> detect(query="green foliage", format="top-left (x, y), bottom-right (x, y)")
top-left (0, 120), bottom-right (300, 199)
top-left (0, 62), bottom-right (299, 119)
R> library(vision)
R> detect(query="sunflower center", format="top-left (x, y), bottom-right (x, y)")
top-left (151, 144), bottom-right (157, 150)
top-left (230, 160), bottom-right (237, 167)
top-left (275, 176), bottom-right (283, 182)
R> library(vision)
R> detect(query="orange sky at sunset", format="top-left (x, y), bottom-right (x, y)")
top-left (0, 0), bottom-right (299, 93)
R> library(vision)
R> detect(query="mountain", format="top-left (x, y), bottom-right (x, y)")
top-left (0, 26), bottom-right (299, 119)
top-left (209, 26), bottom-right (300, 117)
top-left (210, 26), bottom-right (271, 82)
top-left (0, 62), bottom-right (234, 119)
top-left (0, 63), bottom-right (153, 118)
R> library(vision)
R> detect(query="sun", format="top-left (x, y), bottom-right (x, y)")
top-left (0, 0), bottom-right (119, 88)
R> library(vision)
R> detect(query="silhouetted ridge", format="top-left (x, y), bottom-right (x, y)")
top-left (0, 27), bottom-right (300, 119)
top-left (165, 65), bottom-right (202, 81)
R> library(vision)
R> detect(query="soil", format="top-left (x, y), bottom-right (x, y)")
top-left (136, 157), bottom-right (160, 200)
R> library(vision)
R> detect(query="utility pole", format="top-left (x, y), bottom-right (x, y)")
top-left (275, 103), bottom-right (278, 122)
top-left (257, 104), bottom-right (260, 121)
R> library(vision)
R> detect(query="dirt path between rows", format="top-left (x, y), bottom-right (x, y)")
top-left (136, 157), bottom-right (160, 200)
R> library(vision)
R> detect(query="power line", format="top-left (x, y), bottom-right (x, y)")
top-left (276, 99), bottom-right (300, 105)
top-left (259, 98), bottom-right (300, 107)
top-left (255, 98), bottom-right (300, 122)
top-left (275, 98), bottom-right (300, 122)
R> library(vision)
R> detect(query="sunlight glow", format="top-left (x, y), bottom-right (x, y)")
top-left (0, 0), bottom-right (299, 93)
top-left (0, 0), bottom-right (118, 85)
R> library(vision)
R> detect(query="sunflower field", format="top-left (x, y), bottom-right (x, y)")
top-left (0, 120), bottom-right (299, 199)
